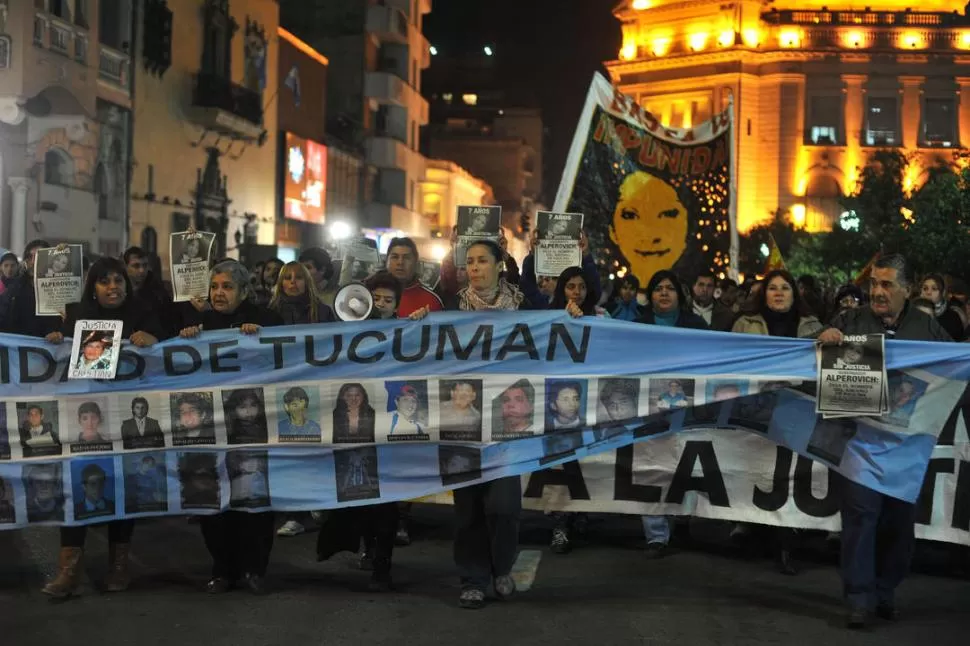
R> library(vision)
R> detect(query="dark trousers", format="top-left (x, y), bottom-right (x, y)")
top-left (61, 520), bottom-right (135, 547)
top-left (317, 503), bottom-right (398, 573)
top-left (453, 476), bottom-right (521, 589)
top-left (840, 479), bottom-right (916, 609)
top-left (200, 511), bottom-right (275, 580)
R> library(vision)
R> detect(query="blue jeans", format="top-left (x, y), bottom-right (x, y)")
top-left (840, 479), bottom-right (916, 609)
top-left (641, 515), bottom-right (670, 545)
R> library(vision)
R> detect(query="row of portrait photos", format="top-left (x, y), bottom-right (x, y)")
top-left (0, 371), bottom-right (931, 526)
top-left (0, 372), bottom-right (929, 462)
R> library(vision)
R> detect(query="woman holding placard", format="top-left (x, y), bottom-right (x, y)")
top-left (180, 260), bottom-right (282, 595)
top-left (41, 257), bottom-right (169, 598)
top-left (731, 269), bottom-right (822, 575)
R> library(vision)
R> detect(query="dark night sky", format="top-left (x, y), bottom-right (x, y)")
top-left (423, 1), bottom-right (621, 202)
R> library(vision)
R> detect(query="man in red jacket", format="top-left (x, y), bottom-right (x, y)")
top-left (385, 237), bottom-right (443, 317)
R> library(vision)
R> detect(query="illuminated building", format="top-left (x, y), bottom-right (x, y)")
top-left (608, 1), bottom-right (970, 233)
top-left (280, 0), bottom-right (434, 239)
top-left (420, 158), bottom-right (494, 233)
top-left (129, 0), bottom-right (280, 272)
top-left (0, 0), bottom-right (133, 258)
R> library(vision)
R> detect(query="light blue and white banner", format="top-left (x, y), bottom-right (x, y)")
top-left (0, 313), bottom-right (966, 544)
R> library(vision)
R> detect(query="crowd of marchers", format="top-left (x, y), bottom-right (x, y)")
top-left (0, 231), bottom-right (965, 628)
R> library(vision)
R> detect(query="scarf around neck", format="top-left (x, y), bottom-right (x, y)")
top-left (459, 280), bottom-right (524, 311)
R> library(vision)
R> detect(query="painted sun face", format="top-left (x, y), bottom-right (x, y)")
top-left (610, 171), bottom-right (688, 284)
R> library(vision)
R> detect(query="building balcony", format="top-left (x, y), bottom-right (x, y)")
top-left (98, 45), bottom-right (130, 90)
top-left (188, 72), bottom-right (263, 142)
top-left (367, 3), bottom-right (409, 44)
top-left (366, 135), bottom-right (413, 170)
top-left (365, 71), bottom-right (415, 107)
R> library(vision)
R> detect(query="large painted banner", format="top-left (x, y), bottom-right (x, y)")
top-left (0, 314), bottom-right (966, 546)
top-left (553, 73), bottom-right (737, 283)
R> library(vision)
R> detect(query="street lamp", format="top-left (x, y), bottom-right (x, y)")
top-left (329, 220), bottom-right (353, 241)
top-left (483, 45), bottom-right (493, 56)
top-left (430, 45), bottom-right (438, 55)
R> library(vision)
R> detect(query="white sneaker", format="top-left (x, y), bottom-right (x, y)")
top-left (277, 520), bottom-right (305, 537)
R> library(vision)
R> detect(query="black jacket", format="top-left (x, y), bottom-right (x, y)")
top-left (64, 296), bottom-right (169, 341)
top-left (0, 274), bottom-right (61, 338)
top-left (197, 300), bottom-right (284, 331)
top-left (637, 308), bottom-right (709, 330)
top-left (830, 302), bottom-right (951, 342)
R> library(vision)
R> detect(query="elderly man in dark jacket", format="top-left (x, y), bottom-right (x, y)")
top-left (817, 253), bottom-right (951, 629)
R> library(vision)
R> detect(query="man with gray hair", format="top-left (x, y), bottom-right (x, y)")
top-left (817, 252), bottom-right (951, 629)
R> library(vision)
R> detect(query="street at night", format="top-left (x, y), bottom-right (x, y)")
top-left (2, 506), bottom-right (968, 645)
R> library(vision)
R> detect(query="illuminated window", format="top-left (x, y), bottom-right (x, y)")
top-left (442, 92), bottom-right (453, 104)
top-left (462, 93), bottom-right (478, 106)
top-left (921, 98), bottom-right (957, 148)
top-left (864, 97), bottom-right (899, 146)
top-left (806, 96), bottom-right (842, 145)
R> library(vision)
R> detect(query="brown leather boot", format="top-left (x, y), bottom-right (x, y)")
top-left (42, 547), bottom-right (83, 598)
top-left (103, 543), bottom-right (130, 592)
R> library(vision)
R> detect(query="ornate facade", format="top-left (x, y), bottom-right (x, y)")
top-left (608, 0), bottom-right (970, 232)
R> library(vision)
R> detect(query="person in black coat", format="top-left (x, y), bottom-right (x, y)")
top-left (41, 256), bottom-right (170, 599)
top-left (0, 239), bottom-right (61, 339)
top-left (179, 259), bottom-right (282, 596)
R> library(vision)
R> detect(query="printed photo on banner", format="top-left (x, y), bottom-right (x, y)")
top-left (595, 378), bottom-right (640, 428)
top-left (33, 244), bottom-right (83, 316)
top-left (455, 205), bottom-right (501, 267)
top-left (0, 404), bottom-right (10, 460)
top-left (123, 452), bottom-right (168, 514)
top-left (227, 450), bottom-right (271, 509)
top-left (276, 385), bottom-right (323, 442)
top-left (71, 457), bottom-right (116, 522)
top-left (222, 388), bottom-right (268, 445)
top-left (885, 372), bottom-right (928, 428)
top-left (334, 446), bottom-right (380, 502)
top-left (437, 379), bottom-right (483, 442)
top-left (438, 445), bottom-right (482, 487)
top-left (491, 378), bottom-right (539, 440)
top-left (17, 401), bottom-right (62, 458)
top-left (535, 211), bottom-right (583, 278)
top-left (385, 381), bottom-right (430, 441)
top-left (649, 378), bottom-right (695, 414)
top-left (331, 382), bottom-right (376, 444)
top-left (68, 320), bottom-right (123, 380)
top-left (554, 74), bottom-right (734, 289)
top-left (816, 333), bottom-right (887, 417)
top-left (170, 392), bottom-right (217, 446)
top-left (727, 381), bottom-right (792, 433)
top-left (169, 231), bottom-right (215, 302)
top-left (23, 462), bottom-right (64, 523)
top-left (66, 397), bottom-right (113, 453)
top-left (545, 379), bottom-right (587, 431)
top-left (337, 238), bottom-right (380, 287)
top-left (0, 477), bottom-right (15, 524)
top-left (418, 260), bottom-right (441, 290)
top-left (178, 452), bottom-right (221, 510)
top-left (120, 395), bottom-right (166, 450)
top-left (539, 429), bottom-right (584, 465)
top-left (806, 417), bottom-right (858, 466)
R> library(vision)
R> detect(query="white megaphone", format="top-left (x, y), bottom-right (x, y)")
top-left (334, 282), bottom-right (374, 321)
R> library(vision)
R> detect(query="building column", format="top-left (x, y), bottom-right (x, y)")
top-left (956, 77), bottom-right (970, 149)
top-left (899, 76), bottom-right (923, 151)
top-left (8, 177), bottom-right (33, 258)
top-left (841, 75), bottom-right (866, 194)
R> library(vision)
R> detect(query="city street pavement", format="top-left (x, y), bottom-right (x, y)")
top-left (1, 504), bottom-right (968, 646)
